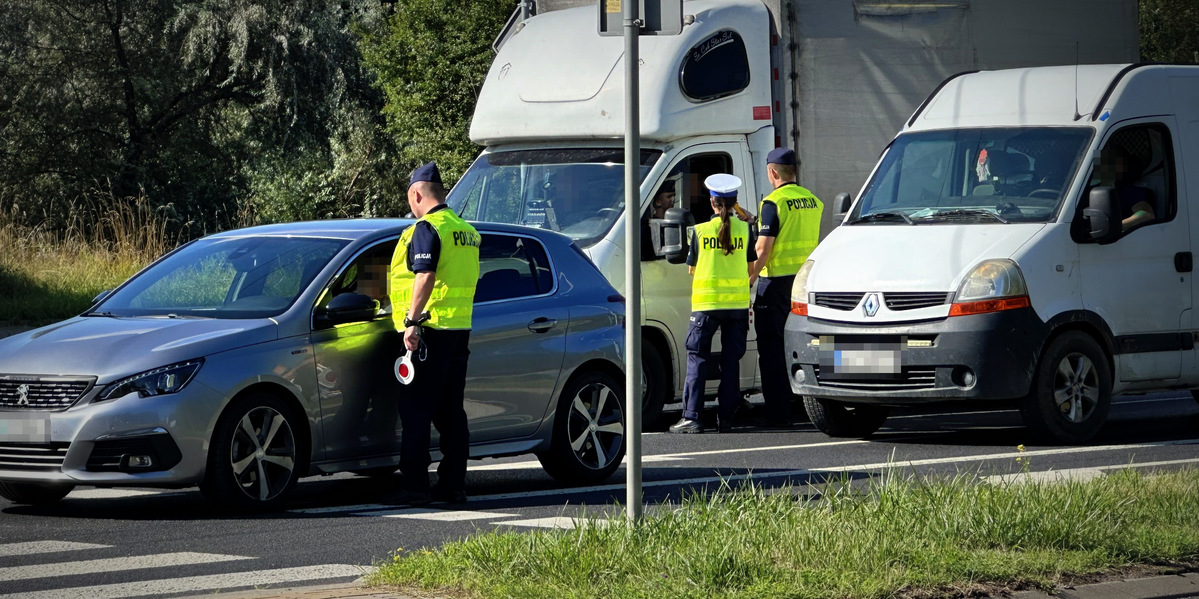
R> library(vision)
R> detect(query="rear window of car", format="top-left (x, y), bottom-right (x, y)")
top-left (476, 234), bottom-right (554, 303)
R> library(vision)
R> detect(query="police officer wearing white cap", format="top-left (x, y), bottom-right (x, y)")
top-left (669, 173), bottom-right (758, 434)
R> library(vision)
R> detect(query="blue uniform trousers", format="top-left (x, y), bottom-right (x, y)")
top-left (754, 274), bottom-right (796, 420)
top-left (682, 309), bottom-right (749, 421)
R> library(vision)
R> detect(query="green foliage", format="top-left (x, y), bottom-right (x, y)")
top-left (1141, 0), bottom-right (1199, 63)
top-left (359, 0), bottom-right (513, 185)
top-left (369, 468), bottom-right (1199, 599)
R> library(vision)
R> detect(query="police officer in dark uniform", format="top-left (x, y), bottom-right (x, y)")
top-left (750, 148), bottom-right (823, 425)
top-left (388, 162), bottom-right (481, 505)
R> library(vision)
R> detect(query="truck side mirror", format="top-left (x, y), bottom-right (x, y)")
top-left (658, 207), bottom-right (694, 264)
top-left (835, 192), bottom-right (853, 215)
top-left (1082, 187), bottom-right (1120, 245)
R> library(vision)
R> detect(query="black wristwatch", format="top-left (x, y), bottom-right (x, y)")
top-left (403, 312), bottom-right (430, 328)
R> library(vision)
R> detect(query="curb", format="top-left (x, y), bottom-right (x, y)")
top-left (180, 572), bottom-right (1199, 599)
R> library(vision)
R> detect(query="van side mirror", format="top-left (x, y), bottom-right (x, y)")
top-left (1083, 187), bottom-right (1120, 245)
top-left (835, 192), bottom-right (853, 215)
top-left (657, 207), bottom-right (695, 264)
top-left (315, 293), bottom-right (379, 328)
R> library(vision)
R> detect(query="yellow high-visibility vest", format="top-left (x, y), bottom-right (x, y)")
top-left (758, 183), bottom-right (822, 278)
top-left (691, 216), bottom-right (751, 312)
top-left (390, 207), bottom-right (481, 330)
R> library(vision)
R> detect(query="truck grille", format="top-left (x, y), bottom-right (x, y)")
top-left (811, 293), bottom-right (865, 311)
top-left (0, 443), bottom-right (69, 472)
top-left (884, 292), bottom-right (950, 311)
top-left (814, 365), bottom-right (937, 391)
top-left (0, 377), bottom-right (94, 410)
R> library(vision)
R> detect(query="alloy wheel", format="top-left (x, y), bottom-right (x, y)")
top-left (229, 406), bottom-right (297, 502)
top-left (1053, 352), bottom-right (1099, 423)
top-left (566, 381), bottom-right (625, 470)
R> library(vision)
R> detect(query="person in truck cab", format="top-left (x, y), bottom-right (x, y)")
top-left (750, 148), bottom-right (823, 426)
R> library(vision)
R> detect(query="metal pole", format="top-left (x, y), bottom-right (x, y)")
top-left (623, 0), bottom-right (642, 523)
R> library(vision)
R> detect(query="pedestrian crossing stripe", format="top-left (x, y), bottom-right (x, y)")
top-left (497, 516), bottom-right (613, 530)
top-left (0, 552), bottom-right (252, 582)
top-left (0, 542), bottom-right (110, 558)
top-left (363, 508), bottom-right (515, 521)
top-left (0, 564), bottom-right (364, 599)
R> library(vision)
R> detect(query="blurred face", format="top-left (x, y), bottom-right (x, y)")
top-left (653, 191), bottom-right (675, 215)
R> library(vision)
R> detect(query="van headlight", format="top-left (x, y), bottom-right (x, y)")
top-left (950, 260), bottom-right (1030, 316)
top-left (99, 360), bottom-right (204, 401)
top-left (790, 260), bottom-right (816, 316)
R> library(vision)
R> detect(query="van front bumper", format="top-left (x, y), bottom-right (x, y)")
top-left (784, 308), bottom-right (1050, 404)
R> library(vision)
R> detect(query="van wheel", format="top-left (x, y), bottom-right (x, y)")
top-left (0, 482), bottom-right (73, 505)
top-left (641, 341), bottom-right (670, 427)
top-left (538, 370), bottom-right (626, 484)
top-left (1020, 331), bottom-right (1112, 445)
top-left (804, 396), bottom-right (889, 438)
top-left (201, 393), bottom-right (306, 510)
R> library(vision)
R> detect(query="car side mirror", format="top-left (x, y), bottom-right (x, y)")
top-left (315, 293), bottom-right (379, 328)
top-left (1083, 187), bottom-right (1120, 245)
top-left (835, 192), bottom-right (853, 215)
top-left (91, 289), bottom-right (113, 305)
top-left (657, 207), bottom-right (695, 264)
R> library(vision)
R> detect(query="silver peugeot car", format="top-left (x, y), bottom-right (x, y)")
top-left (0, 220), bottom-right (627, 509)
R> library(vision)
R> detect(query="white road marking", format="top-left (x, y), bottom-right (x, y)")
top-left (0, 542), bottom-right (109, 558)
top-left (468, 454), bottom-right (682, 472)
top-left (498, 516), bottom-right (611, 530)
top-left (0, 564), bottom-right (364, 599)
top-left (288, 503), bottom-right (394, 515)
top-left (68, 489), bottom-right (165, 500)
top-left (982, 456), bottom-right (1199, 485)
top-left (364, 508), bottom-right (514, 521)
top-left (0, 552), bottom-right (251, 582)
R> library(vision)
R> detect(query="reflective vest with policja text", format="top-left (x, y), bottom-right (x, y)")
top-left (390, 208), bottom-right (480, 330)
top-left (757, 183), bottom-right (823, 278)
top-left (691, 216), bottom-right (751, 312)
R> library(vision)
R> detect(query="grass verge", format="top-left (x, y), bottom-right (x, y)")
top-left (0, 197), bottom-right (173, 324)
top-left (369, 468), bottom-right (1199, 599)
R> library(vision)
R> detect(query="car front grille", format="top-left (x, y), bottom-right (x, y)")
top-left (0, 443), bottom-right (69, 472)
top-left (884, 292), bottom-right (950, 311)
top-left (811, 293), bottom-right (865, 311)
top-left (0, 377), bottom-right (94, 410)
top-left (813, 365), bottom-right (938, 391)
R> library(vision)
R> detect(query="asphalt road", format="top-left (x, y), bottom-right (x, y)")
top-left (1, 393), bottom-right (1197, 598)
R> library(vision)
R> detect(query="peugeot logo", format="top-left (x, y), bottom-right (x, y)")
top-left (15, 384), bottom-right (30, 406)
top-left (862, 293), bottom-right (881, 317)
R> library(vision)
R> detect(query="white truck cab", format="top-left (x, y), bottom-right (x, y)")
top-left (787, 64), bottom-right (1199, 443)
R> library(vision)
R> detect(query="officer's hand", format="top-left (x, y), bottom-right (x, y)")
top-left (404, 326), bottom-right (420, 352)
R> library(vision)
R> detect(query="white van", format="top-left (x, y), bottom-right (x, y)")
top-left (786, 64), bottom-right (1199, 444)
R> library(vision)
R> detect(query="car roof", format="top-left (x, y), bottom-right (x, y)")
top-left (204, 218), bottom-right (575, 246)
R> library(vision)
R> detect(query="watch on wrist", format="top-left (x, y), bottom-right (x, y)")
top-left (404, 312), bottom-right (430, 328)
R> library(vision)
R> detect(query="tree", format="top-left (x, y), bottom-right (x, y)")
top-left (358, 0), bottom-right (514, 185)
top-left (1141, 0), bottom-right (1199, 63)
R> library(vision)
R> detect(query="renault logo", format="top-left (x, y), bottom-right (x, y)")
top-left (863, 293), bottom-right (881, 317)
top-left (15, 384), bottom-right (30, 406)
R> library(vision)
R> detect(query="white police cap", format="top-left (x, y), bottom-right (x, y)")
top-left (703, 173), bottom-right (742, 198)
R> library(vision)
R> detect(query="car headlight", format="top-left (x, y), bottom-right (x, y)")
top-left (950, 260), bottom-right (1030, 316)
top-left (790, 260), bottom-right (816, 316)
top-left (99, 360), bottom-right (204, 401)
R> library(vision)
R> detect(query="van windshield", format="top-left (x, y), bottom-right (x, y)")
top-left (447, 148), bottom-right (660, 248)
top-left (851, 127), bottom-right (1093, 225)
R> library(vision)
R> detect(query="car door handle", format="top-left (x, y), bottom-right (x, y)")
top-left (528, 317), bottom-right (558, 333)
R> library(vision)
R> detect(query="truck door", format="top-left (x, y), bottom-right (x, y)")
top-left (1078, 120), bottom-right (1191, 383)
top-left (642, 142), bottom-right (758, 397)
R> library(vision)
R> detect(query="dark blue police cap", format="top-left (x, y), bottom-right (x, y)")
top-left (409, 162), bottom-right (442, 188)
top-left (767, 147), bottom-right (795, 166)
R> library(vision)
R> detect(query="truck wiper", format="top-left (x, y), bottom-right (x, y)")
top-left (850, 210), bottom-right (914, 225)
top-left (916, 209), bottom-right (1009, 224)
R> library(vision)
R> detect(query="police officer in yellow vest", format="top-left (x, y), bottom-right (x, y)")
top-left (388, 161), bottom-right (480, 505)
top-left (749, 148), bottom-right (823, 425)
top-left (669, 174), bottom-right (757, 434)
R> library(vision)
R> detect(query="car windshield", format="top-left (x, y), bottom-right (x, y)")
top-left (92, 236), bottom-right (348, 319)
top-left (447, 148), bottom-right (661, 248)
top-left (851, 127), bottom-right (1093, 225)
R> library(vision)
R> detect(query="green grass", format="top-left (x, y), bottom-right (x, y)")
top-left (368, 468), bottom-right (1199, 599)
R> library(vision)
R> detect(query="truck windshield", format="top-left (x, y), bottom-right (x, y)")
top-left (851, 127), bottom-right (1093, 225)
top-left (447, 148), bottom-right (661, 248)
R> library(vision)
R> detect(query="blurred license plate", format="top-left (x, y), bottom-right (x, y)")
top-left (820, 336), bottom-right (904, 376)
top-left (0, 417), bottom-right (50, 443)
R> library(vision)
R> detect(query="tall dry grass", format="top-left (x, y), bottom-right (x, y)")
top-left (0, 193), bottom-right (185, 324)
